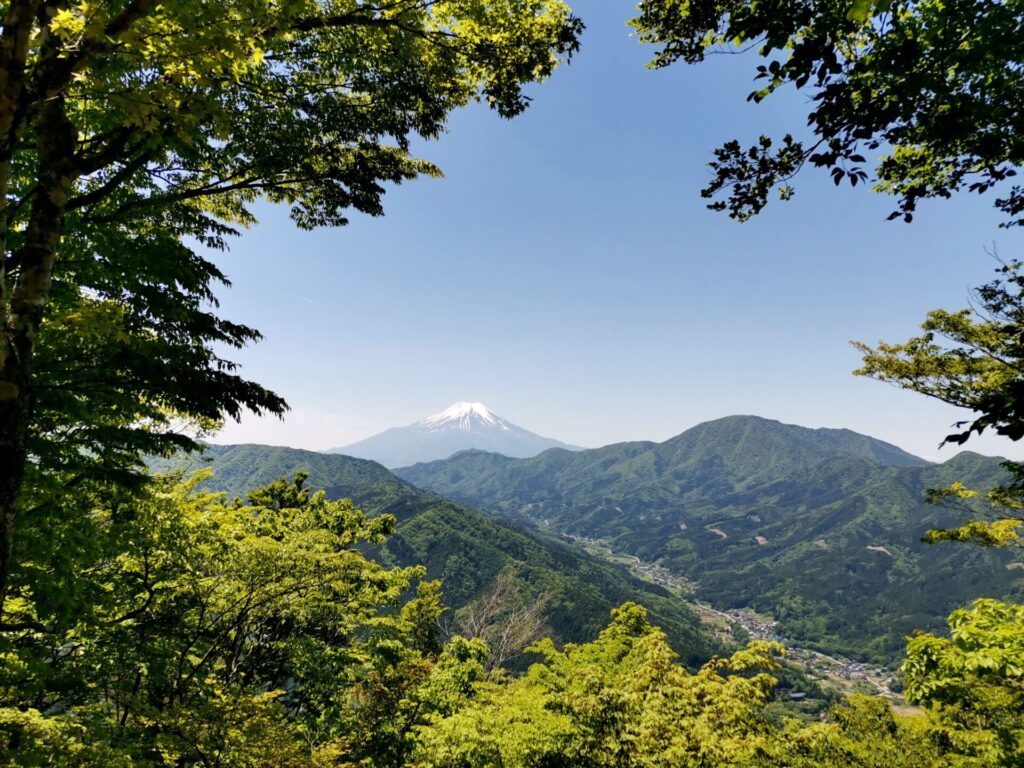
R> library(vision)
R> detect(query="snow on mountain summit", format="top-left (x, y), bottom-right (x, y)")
top-left (421, 402), bottom-right (509, 431)
top-left (328, 401), bottom-right (581, 467)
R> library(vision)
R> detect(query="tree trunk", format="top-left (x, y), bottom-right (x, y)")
top-left (0, 94), bottom-right (74, 614)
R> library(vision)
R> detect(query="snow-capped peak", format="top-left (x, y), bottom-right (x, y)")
top-left (330, 401), bottom-right (582, 465)
top-left (420, 402), bottom-right (509, 431)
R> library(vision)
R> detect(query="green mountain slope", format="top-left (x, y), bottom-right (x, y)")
top-left (150, 444), bottom-right (715, 665)
top-left (396, 416), bottom-right (1024, 664)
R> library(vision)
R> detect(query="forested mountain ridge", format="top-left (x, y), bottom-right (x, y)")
top-left (151, 443), bottom-right (418, 513)
top-left (397, 414), bottom-right (929, 501)
top-left (396, 416), bottom-right (1024, 663)
top-left (150, 444), bottom-right (715, 665)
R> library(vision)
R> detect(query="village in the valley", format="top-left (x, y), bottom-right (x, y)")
top-left (566, 534), bottom-right (900, 704)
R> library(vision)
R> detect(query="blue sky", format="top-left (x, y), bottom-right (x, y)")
top-left (209, 0), bottom-right (1023, 462)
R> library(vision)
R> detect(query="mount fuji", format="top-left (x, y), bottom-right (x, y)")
top-left (327, 402), bottom-right (581, 468)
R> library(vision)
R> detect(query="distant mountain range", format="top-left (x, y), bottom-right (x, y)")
top-left (396, 415), bottom-right (1024, 664)
top-left (159, 414), bottom-right (1024, 666)
top-left (149, 443), bottom-right (713, 665)
top-left (328, 402), bottom-right (581, 468)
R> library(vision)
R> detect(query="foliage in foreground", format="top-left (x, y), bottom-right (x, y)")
top-left (418, 599), bottom-right (1024, 768)
top-left (631, 0), bottom-right (1024, 225)
top-left (149, 442), bottom-right (717, 664)
top-left (2, 472), bottom-right (1022, 767)
top-left (856, 259), bottom-right (1024, 550)
top-left (0, 472), bottom-right (476, 766)
top-left (904, 599), bottom-right (1024, 767)
top-left (0, 0), bottom-right (582, 628)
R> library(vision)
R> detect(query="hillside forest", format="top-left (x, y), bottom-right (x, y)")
top-left (1, 1), bottom-right (1024, 767)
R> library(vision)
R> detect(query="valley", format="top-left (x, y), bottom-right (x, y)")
top-left (568, 532), bottom-right (903, 703)
top-left (398, 415), bottom-right (1024, 666)
top-left (150, 443), bottom-right (716, 664)
top-left (155, 413), bottom-right (1024, 688)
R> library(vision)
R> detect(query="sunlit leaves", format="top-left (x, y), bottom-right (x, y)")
top-left (0, 472), bottom-right (454, 765)
top-left (5, 0), bottom-right (584, 522)
top-left (854, 260), bottom-right (1024, 446)
top-left (903, 599), bottom-right (1024, 766)
top-left (416, 603), bottom-right (791, 767)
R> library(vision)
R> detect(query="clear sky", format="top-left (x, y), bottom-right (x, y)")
top-left (208, 0), bottom-right (1023, 462)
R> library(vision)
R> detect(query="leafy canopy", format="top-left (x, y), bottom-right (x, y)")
top-left (0, 471), bottom-right (472, 766)
top-left (10, 0), bottom-right (582, 482)
top-left (0, 467), bottom-right (1010, 768)
top-left (630, 0), bottom-right (1024, 224)
top-left (856, 260), bottom-right (1024, 447)
top-left (415, 603), bottom-right (947, 768)
top-left (856, 260), bottom-right (1024, 548)
top-left (0, 0), bottom-right (582, 612)
top-left (904, 599), bottom-right (1024, 767)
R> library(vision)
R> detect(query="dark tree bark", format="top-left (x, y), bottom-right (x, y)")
top-left (0, 92), bottom-right (75, 611)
